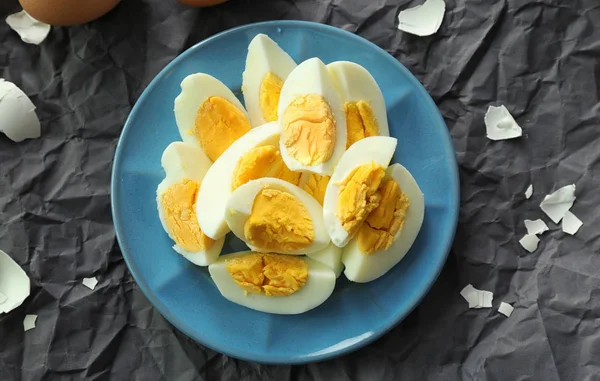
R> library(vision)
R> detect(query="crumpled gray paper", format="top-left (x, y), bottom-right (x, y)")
top-left (1, 0), bottom-right (600, 380)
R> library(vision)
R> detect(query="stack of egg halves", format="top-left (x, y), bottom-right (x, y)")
top-left (155, 34), bottom-right (425, 315)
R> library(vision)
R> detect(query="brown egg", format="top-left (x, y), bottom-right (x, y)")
top-left (19, 0), bottom-right (121, 26)
top-left (177, 0), bottom-right (231, 7)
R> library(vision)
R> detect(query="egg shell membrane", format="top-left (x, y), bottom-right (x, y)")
top-left (156, 142), bottom-right (225, 266)
top-left (277, 57), bottom-right (347, 175)
top-left (225, 177), bottom-right (330, 255)
top-left (196, 122), bottom-right (280, 240)
top-left (323, 136), bottom-right (398, 248)
top-left (342, 163), bottom-right (425, 283)
top-left (242, 34), bottom-right (297, 127)
top-left (306, 243), bottom-right (344, 278)
top-left (174, 73), bottom-right (250, 158)
top-left (327, 61), bottom-right (390, 138)
top-left (209, 251), bottom-right (336, 315)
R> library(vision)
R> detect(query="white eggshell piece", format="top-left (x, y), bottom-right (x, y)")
top-left (0, 79), bottom-right (41, 142)
top-left (397, 0), bottom-right (446, 37)
top-left (485, 105), bottom-right (522, 141)
top-left (539, 184), bottom-right (576, 224)
top-left (6, 10), bottom-right (50, 45)
top-left (0, 249), bottom-right (30, 314)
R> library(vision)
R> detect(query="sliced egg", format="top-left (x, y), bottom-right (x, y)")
top-left (174, 73), bottom-right (252, 162)
top-left (277, 58), bottom-right (347, 175)
top-left (209, 251), bottom-right (336, 314)
top-left (327, 61), bottom-right (389, 148)
top-left (242, 34), bottom-right (297, 127)
top-left (156, 142), bottom-right (225, 266)
top-left (342, 164), bottom-right (425, 283)
top-left (196, 122), bottom-right (301, 240)
top-left (306, 243), bottom-right (343, 278)
top-left (323, 136), bottom-right (398, 248)
top-left (225, 178), bottom-right (330, 255)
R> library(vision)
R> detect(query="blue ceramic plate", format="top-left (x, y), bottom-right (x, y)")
top-left (111, 21), bottom-right (459, 364)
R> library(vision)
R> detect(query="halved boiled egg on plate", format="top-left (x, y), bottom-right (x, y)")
top-left (323, 136), bottom-right (398, 248)
top-left (225, 177), bottom-right (330, 255)
top-left (242, 34), bottom-right (297, 127)
top-left (209, 251), bottom-right (336, 314)
top-left (196, 122), bottom-right (301, 240)
top-left (342, 163), bottom-right (425, 283)
top-left (277, 57), bottom-right (347, 176)
top-left (156, 142), bottom-right (225, 266)
top-left (327, 61), bottom-right (390, 148)
top-left (174, 73), bottom-right (252, 162)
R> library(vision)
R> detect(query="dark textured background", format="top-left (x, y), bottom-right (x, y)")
top-left (1, 0), bottom-right (600, 380)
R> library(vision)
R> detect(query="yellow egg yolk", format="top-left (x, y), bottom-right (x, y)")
top-left (259, 72), bottom-right (284, 122)
top-left (357, 179), bottom-right (410, 255)
top-left (301, 174), bottom-right (331, 206)
top-left (226, 253), bottom-right (308, 296)
top-left (345, 101), bottom-right (379, 148)
top-left (193, 96), bottom-right (251, 161)
top-left (161, 179), bottom-right (215, 252)
top-left (231, 144), bottom-right (301, 190)
top-left (280, 94), bottom-right (336, 166)
top-left (244, 188), bottom-right (315, 253)
top-left (337, 162), bottom-right (386, 237)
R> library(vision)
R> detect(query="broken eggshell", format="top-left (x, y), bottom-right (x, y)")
top-left (0, 249), bottom-right (31, 314)
top-left (397, 0), bottom-right (446, 37)
top-left (485, 105), bottom-right (522, 141)
top-left (5, 10), bottom-right (50, 45)
top-left (0, 79), bottom-right (41, 142)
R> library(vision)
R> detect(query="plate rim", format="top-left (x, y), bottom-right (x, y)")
top-left (111, 20), bottom-right (460, 365)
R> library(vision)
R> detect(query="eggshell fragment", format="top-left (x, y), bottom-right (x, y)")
top-left (519, 234), bottom-right (539, 253)
top-left (485, 105), bottom-right (522, 141)
top-left (5, 10), bottom-right (50, 45)
top-left (0, 249), bottom-right (30, 314)
top-left (562, 211), bottom-right (583, 235)
top-left (540, 184), bottom-right (576, 224)
top-left (397, 0), bottom-right (445, 37)
top-left (524, 219), bottom-right (548, 236)
top-left (460, 284), bottom-right (493, 309)
top-left (498, 302), bottom-right (514, 317)
top-left (0, 79), bottom-right (41, 142)
top-left (525, 184), bottom-right (533, 199)
top-left (82, 277), bottom-right (98, 290)
top-left (23, 314), bottom-right (37, 331)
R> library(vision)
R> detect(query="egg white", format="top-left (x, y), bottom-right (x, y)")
top-left (195, 122), bottom-right (280, 240)
top-left (342, 163), bottom-right (425, 283)
top-left (305, 243), bottom-right (344, 278)
top-left (277, 57), bottom-right (347, 176)
top-left (322, 136), bottom-right (398, 248)
top-left (209, 251), bottom-right (336, 314)
top-left (242, 34), bottom-right (297, 127)
top-left (174, 73), bottom-right (249, 158)
top-left (327, 61), bottom-right (389, 139)
top-left (156, 142), bottom-right (225, 266)
top-left (225, 177), bottom-right (331, 255)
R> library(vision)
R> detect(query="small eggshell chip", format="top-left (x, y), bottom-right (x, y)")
top-left (225, 178), bottom-right (330, 255)
top-left (341, 164), bottom-right (425, 283)
top-left (460, 284), bottom-right (493, 309)
top-left (519, 234), bottom-right (540, 253)
top-left (498, 302), bottom-right (514, 317)
top-left (209, 251), bottom-right (336, 315)
top-left (196, 122), bottom-right (281, 240)
top-left (157, 142), bottom-right (225, 266)
top-left (524, 219), bottom-right (549, 236)
top-left (0, 249), bottom-right (30, 314)
top-left (323, 136), bottom-right (398, 248)
top-left (397, 0), bottom-right (445, 37)
top-left (242, 34), bottom-right (297, 126)
top-left (562, 211), bottom-right (583, 235)
top-left (277, 57), bottom-right (347, 175)
top-left (525, 184), bottom-right (533, 199)
top-left (23, 314), bottom-right (37, 331)
top-left (82, 277), bottom-right (98, 290)
top-left (540, 184), bottom-right (576, 224)
top-left (6, 10), bottom-right (50, 45)
top-left (0, 79), bottom-right (41, 142)
top-left (306, 243), bottom-right (344, 278)
top-left (485, 105), bottom-right (522, 141)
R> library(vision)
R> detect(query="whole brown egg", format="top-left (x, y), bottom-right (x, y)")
top-left (19, 0), bottom-right (121, 26)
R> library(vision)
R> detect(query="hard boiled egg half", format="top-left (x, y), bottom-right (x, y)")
top-left (342, 164), bottom-right (425, 283)
top-left (174, 73), bottom-right (252, 162)
top-left (328, 61), bottom-right (389, 148)
top-left (277, 58), bottom-right (347, 176)
top-left (242, 34), bottom-right (297, 126)
top-left (225, 178), bottom-right (330, 255)
top-left (209, 251), bottom-right (336, 314)
top-left (306, 243), bottom-right (343, 278)
top-left (196, 122), bottom-right (301, 240)
top-left (323, 136), bottom-right (398, 248)
top-left (156, 142), bottom-right (225, 266)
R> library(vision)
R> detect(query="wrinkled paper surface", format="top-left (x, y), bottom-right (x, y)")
top-left (1, 0), bottom-right (600, 380)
